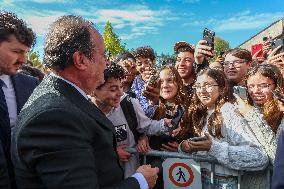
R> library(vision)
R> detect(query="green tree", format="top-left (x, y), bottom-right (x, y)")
top-left (156, 53), bottom-right (176, 68)
top-left (103, 21), bottom-right (126, 57)
top-left (26, 50), bottom-right (41, 67)
top-left (214, 36), bottom-right (230, 58)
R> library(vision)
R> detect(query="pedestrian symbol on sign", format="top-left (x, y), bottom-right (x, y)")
top-left (176, 168), bottom-right (186, 182)
top-left (169, 162), bottom-right (194, 187)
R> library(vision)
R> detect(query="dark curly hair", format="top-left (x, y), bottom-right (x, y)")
top-left (97, 62), bottom-right (125, 89)
top-left (115, 52), bottom-right (136, 63)
top-left (225, 48), bottom-right (252, 63)
top-left (0, 11), bottom-right (36, 47)
top-left (132, 46), bottom-right (155, 62)
top-left (43, 15), bottom-right (94, 71)
top-left (174, 41), bottom-right (195, 54)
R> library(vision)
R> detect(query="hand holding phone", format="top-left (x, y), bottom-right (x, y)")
top-left (181, 133), bottom-right (212, 153)
top-left (189, 136), bottom-right (207, 142)
top-left (167, 105), bottom-right (185, 133)
top-left (251, 44), bottom-right (263, 58)
top-left (271, 38), bottom-right (284, 54)
top-left (203, 28), bottom-right (215, 50)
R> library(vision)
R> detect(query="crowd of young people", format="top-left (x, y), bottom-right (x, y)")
top-left (1, 10), bottom-right (284, 189)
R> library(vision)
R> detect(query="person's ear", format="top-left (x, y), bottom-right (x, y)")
top-left (72, 51), bottom-right (88, 70)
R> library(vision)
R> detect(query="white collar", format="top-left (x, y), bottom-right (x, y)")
top-left (0, 74), bottom-right (12, 88)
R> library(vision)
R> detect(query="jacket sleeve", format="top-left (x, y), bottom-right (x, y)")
top-left (16, 108), bottom-right (140, 189)
top-left (207, 103), bottom-right (269, 171)
top-left (0, 140), bottom-right (10, 189)
top-left (131, 98), bottom-right (168, 136)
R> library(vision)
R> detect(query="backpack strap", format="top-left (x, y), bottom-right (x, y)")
top-left (120, 95), bottom-right (140, 143)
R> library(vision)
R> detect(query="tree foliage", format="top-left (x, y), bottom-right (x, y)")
top-left (156, 53), bottom-right (176, 68)
top-left (214, 36), bottom-right (230, 58)
top-left (103, 21), bottom-right (126, 58)
top-left (26, 50), bottom-right (41, 67)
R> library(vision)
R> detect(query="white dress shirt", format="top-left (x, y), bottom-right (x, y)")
top-left (0, 74), bottom-right (17, 128)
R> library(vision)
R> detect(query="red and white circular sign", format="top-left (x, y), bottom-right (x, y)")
top-left (168, 162), bottom-right (194, 187)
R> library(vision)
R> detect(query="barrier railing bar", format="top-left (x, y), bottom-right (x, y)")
top-left (127, 148), bottom-right (219, 163)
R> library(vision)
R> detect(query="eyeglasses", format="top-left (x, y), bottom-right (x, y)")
top-left (223, 60), bottom-right (247, 68)
top-left (247, 83), bottom-right (274, 90)
top-left (193, 83), bottom-right (219, 91)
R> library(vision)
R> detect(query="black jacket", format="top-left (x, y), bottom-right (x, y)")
top-left (11, 74), bottom-right (140, 189)
top-left (0, 73), bottom-right (38, 189)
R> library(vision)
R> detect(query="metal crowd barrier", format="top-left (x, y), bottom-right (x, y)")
top-left (127, 148), bottom-right (272, 189)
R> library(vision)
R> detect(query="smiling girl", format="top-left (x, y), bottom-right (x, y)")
top-left (180, 68), bottom-right (268, 189)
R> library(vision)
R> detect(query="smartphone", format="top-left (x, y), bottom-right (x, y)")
top-left (271, 38), bottom-right (284, 54)
top-left (144, 66), bottom-right (160, 87)
top-left (189, 136), bottom-right (207, 142)
top-left (169, 105), bottom-right (185, 132)
top-left (251, 44), bottom-right (263, 58)
top-left (203, 28), bottom-right (215, 50)
top-left (273, 91), bottom-right (284, 103)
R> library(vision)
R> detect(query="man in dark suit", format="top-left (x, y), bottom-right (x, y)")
top-left (0, 12), bottom-right (38, 188)
top-left (272, 125), bottom-right (284, 189)
top-left (12, 15), bottom-right (158, 189)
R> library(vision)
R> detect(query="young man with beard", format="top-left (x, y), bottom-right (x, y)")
top-left (0, 12), bottom-right (38, 189)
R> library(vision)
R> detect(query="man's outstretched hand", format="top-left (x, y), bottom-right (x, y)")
top-left (137, 165), bottom-right (159, 189)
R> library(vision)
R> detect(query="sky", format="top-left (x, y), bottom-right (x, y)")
top-left (1, 0), bottom-right (284, 59)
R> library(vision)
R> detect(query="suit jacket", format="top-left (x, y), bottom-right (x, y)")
top-left (11, 73), bottom-right (39, 114)
top-left (11, 74), bottom-right (140, 189)
top-left (272, 126), bottom-right (284, 189)
top-left (0, 73), bottom-right (38, 189)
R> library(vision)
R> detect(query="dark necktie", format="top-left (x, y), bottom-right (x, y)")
top-left (0, 79), bottom-right (10, 151)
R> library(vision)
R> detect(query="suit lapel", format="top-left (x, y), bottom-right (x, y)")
top-left (49, 75), bottom-right (115, 134)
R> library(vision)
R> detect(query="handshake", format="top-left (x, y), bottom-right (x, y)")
top-left (137, 165), bottom-right (159, 189)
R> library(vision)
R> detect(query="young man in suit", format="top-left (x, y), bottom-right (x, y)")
top-left (0, 12), bottom-right (38, 189)
top-left (12, 15), bottom-right (159, 189)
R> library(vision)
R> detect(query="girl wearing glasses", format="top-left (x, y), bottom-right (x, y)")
top-left (237, 64), bottom-right (284, 163)
top-left (180, 68), bottom-right (268, 189)
top-left (237, 64), bottom-right (284, 189)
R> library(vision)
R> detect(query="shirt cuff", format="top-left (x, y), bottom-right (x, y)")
top-left (132, 172), bottom-right (148, 189)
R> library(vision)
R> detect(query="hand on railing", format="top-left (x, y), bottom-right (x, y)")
top-left (137, 135), bottom-right (151, 154)
top-left (117, 144), bottom-right (131, 162)
top-left (181, 133), bottom-right (212, 153)
top-left (160, 141), bottom-right (179, 152)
